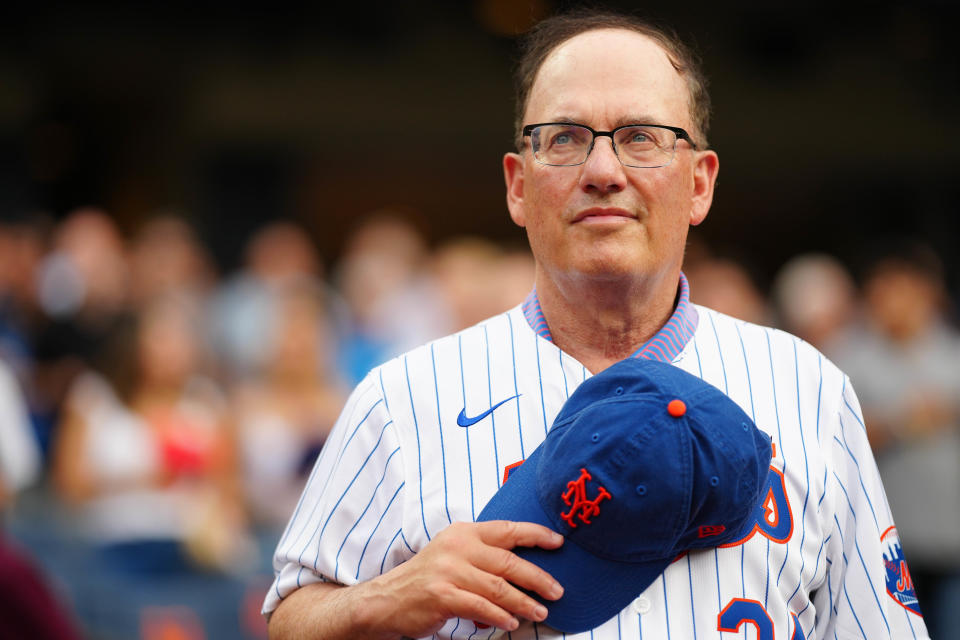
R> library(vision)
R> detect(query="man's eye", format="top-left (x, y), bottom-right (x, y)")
top-left (553, 133), bottom-right (573, 145)
top-left (621, 128), bottom-right (658, 146)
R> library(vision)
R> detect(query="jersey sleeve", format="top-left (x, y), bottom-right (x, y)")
top-left (815, 376), bottom-right (930, 639)
top-left (262, 370), bottom-right (411, 618)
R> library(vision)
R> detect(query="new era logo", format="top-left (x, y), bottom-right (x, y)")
top-left (698, 525), bottom-right (726, 538)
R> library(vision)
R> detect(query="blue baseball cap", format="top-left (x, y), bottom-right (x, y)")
top-left (477, 358), bottom-right (772, 633)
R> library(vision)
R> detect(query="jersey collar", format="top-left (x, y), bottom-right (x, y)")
top-left (521, 272), bottom-right (699, 364)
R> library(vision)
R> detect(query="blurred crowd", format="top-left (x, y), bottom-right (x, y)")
top-left (0, 206), bottom-right (537, 639)
top-left (1, 207), bottom-right (959, 638)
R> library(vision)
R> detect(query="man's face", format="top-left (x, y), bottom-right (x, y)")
top-left (504, 29), bottom-right (718, 289)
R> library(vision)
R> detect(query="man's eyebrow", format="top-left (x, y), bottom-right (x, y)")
top-left (613, 115), bottom-right (663, 128)
top-left (548, 116), bottom-right (582, 125)
top-left (545, 115), bottom-right (666, 128)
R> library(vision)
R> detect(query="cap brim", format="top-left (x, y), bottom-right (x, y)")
top-left (476, 444), bottom-right (673, 634)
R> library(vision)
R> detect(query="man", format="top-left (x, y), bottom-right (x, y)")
top-left (264, 10), bottom-right (928, 639)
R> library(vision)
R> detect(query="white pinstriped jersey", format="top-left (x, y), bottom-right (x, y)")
top-left (264, 276), bottom-right (929, 640)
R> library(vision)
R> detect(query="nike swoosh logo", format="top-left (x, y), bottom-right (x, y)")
top-left (457, 394), bottom-right (520, 427)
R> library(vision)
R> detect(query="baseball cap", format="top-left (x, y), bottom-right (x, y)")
top-left (476, 358), bottom-right (772, 633)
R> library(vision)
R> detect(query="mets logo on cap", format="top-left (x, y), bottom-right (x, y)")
top-left (477, 358), bottom-right (772, 633)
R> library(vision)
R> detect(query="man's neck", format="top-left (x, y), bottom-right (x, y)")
top-left (534, 268), bottom-right (681, 374)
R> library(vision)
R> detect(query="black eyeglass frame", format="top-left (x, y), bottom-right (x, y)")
top-left (521, 122), bottom-right (700, 168)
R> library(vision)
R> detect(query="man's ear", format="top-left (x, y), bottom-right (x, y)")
top-left (503, 152), bottom-right (526, 227)
top-left (690, 149), bottom-right (719, 226)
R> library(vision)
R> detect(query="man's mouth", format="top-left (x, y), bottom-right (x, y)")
top-left (571, 207), bottom-right (637, 223)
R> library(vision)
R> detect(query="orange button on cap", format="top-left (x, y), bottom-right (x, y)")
top-left (667, 399), bottom-right (686, 418)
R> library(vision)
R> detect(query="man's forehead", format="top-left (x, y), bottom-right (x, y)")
top-left (541, 28), bottom-right (675, 75)
top-left (525, 28), bottom-right (689, 125)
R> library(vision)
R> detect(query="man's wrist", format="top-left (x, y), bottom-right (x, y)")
top-left (346, 578), bottom-right (401, 640)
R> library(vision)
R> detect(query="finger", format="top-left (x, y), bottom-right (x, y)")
top-left (473, 545), bottom-right (564, 601)
top-left (456, 563), bottom-right (551, 623)
top-left (476, 520), bottom-right (564, 550)
top-left (453, 588), bottom-right (524, 632)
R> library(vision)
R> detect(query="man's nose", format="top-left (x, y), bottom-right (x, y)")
top-left (579, 137), bottom-right (627, 194)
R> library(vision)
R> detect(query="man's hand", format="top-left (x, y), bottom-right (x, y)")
top-left (268, 520), bottom-right (564, 640)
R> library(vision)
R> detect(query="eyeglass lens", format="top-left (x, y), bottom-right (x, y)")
top-left (531, 124), bottom-right (679, 168)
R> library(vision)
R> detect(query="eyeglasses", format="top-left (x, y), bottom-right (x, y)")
top-left (521, 123), bottom-right (698, 168)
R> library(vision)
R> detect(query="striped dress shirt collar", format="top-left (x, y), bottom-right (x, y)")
top-left (520, 272), bottom-right (698, 363)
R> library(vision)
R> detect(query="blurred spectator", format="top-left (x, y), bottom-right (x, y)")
top-left (431, 237), bottom-right (535, 331)
top-left (0, 358), bottom-right (41, 509)
top-left (128, 213), bottom-right (218, 310)
top-left (771, 253), bottom-right (858, 355)
top-left (51, 292), bottom-right (253, 577)
top-left (831, 243), bottom-right (960, 638)
top-left (0, 213), bottom-right (49, 386)
top-left (685, 256), bottom-right (771, 325)
top-left (35, 207), bottom-right (129, 326)
top-left (231, 283), bottom-right (346, 533)
top-left (30, 208), bottom-right (133, 459)
top-left (209, 220), bottom-right (334, 382)
top-left (334, 210), bottom-right (451, 384)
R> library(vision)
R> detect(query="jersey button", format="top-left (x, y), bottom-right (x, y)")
top-left (631, 596), bottom-right (652, 615)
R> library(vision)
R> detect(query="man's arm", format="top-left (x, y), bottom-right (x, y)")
top-left (816, 376), bottom-right (930, 639)
top-left (269, 520), bottom-right (564, 640)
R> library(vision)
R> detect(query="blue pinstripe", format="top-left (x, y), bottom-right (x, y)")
top-left (559, 348), bottom-right (569, 399)
top-left (535, 332), bottom-right (548, 435)
top-left (905, 605), bottom-right (920, 639)
top-left (826, 555), bottom-right (835, 620)
top-left (404, 355), bottom-right (432, 541)
top-left (400, 530), bottom-right (414, 553)
top-left (484, 325), bottom-right (501, 485)
top-left (714, 550), bottom-right (722, 639)
top-left (804, 535), bottom-right (827, 613)
top-left (686, 555), bottom-right (698, 639)
top-left (431, 344), bottom-right (453, 526)
top-left (661, 577), bottom-right (672, 640)
top-left (380, 368), bottom-right (390, 411)
top-left (783, 341), bottom-right (814, 626)
top-left (818, 466), bottom-right (828, 509)
top-left (380, 526), bottom-right (403, 574)
top-left (815, 354), bottom-right (824, 440)
top-left (707, 312), bottom-right (729, 394)
top-left (735, 323), bottom-right (757, 420)
top-left (841, 583), bottom-right (868, 639)
top-left (692, 333), bottom-right (704, 377)
top-left (764, 537), bottom-right (771, 608)
top-left (458, 335), bottom-right (477, 521)
top-left (840, 377), bottom-right (867, 431)
top-left (507, 312), bottom-right (526, 460)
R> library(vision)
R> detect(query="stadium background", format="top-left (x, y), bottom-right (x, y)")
top-left (2, 1), bottom-right (958, 287)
